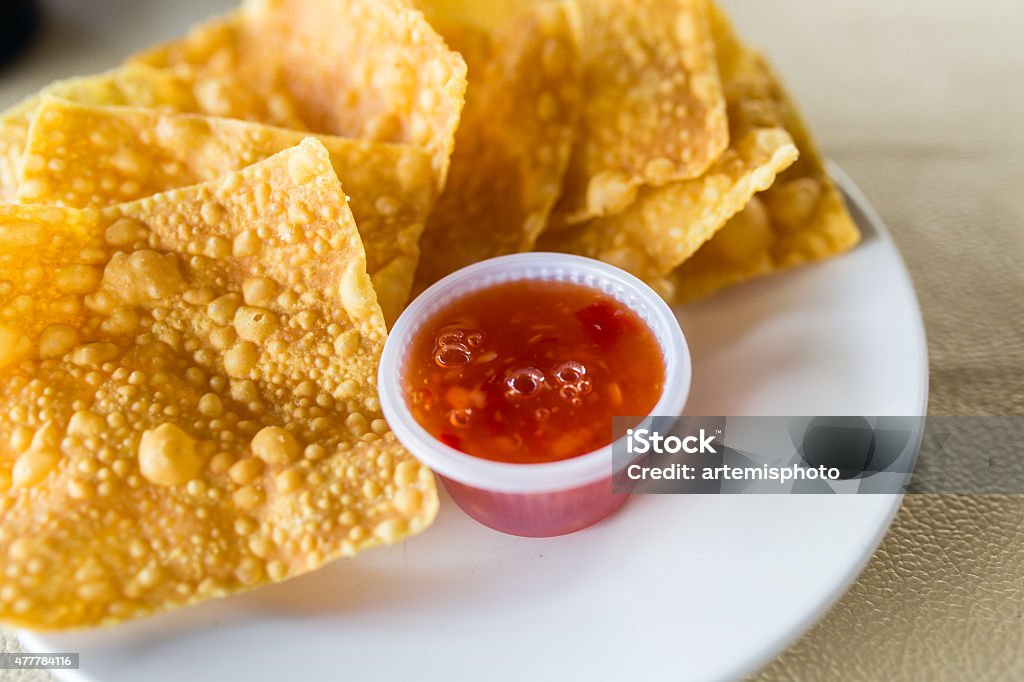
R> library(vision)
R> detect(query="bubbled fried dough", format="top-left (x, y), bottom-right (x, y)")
top-left (536, 0), bottom-right (803, 286)
top-left (411, 0), bottom-right (582, 288)
top-left (0, 64), bottom-right (200, 201)
top-left (0, 139), bottom-right (437, 630)
top-left (550, 0), bottom-right (729, 225)
top-left (132, 0), bottom-right (468, 192)
top-left (661, 3), bottom-right (860, 302)
top-left (18, 96), bottom-right (437, 324)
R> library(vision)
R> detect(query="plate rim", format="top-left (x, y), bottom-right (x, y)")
top-left (19, 163), bottom-right (931, 682)
top-left (724, 163), bottom-right (930, 680)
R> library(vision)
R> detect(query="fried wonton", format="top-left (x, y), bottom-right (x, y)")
top-left (18, 97), bottom-right (436, 323)
top-left (131, 0), bottom-right (468, 191)
top-left (0, 97), bottom-right (36, 201)
top-left (550, 0), bottom-right (728, 225)
top-left (0, 65), bottom-right (197, 201)
top-left (411, 0), bottom-right (582, 288)
top-left (538, 5), bottom-right (799, 287)
top-left (0, 139), bottom-right (437, 629)
top-left (663, 6), bottom-right (860, 303)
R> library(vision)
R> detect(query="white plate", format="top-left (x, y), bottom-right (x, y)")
top-left (20, 170), bottom-right (928, 682)
top-left (4, 4), bottom-right (927, 679)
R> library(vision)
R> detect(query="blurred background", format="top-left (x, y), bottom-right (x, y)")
top-left (2, 0), bottom-right (1023, 680)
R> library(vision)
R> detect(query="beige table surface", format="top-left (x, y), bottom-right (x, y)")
top-left (2, 0), bottom-right (1023, 680)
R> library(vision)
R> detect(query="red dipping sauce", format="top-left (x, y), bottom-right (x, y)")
top-left (403, 279), bottom-right (666, 464)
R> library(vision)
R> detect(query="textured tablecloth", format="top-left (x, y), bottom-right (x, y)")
top-left (2, 0), bottom-right (1023, 679)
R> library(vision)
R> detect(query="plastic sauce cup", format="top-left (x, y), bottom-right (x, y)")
top-left (379, 253), bottom-right (691, 537)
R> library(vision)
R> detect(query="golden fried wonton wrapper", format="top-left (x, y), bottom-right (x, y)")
top-left (538, 6), bottom-right (800, 287)
top-left (411, 0), bottom-right (582, 288)
top-left (0, 139), bottom-right (437, 629)
top-left (131, 0), bottom-right (468, 191)
top-left (18, 97), bottom-right (436, 323)
top-left (550, 0), bottom-right (729, 225)
top-left (0, 65), bottom-right (196, 200)
top-left (663, 7), bottom-right (860, 303)
top-left (0, 97), bottom-right (37, 201)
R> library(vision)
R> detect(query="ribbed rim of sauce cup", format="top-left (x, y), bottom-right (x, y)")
top-left (379, 253), bottom-right (691, 501)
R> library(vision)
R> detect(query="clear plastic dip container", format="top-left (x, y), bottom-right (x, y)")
top-left (379, 253), bottom-right (691, 537)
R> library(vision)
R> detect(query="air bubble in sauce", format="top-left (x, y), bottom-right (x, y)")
top-left (435, 344), bottom-right (471, 367)
top-left (449, 408), bottom-right (472, 428)
top-left (554, 361), bottom-right (586, 384)
top-left (506, 367), bottom-right (544, 398)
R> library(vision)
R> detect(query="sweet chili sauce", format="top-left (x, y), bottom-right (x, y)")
top-left (402, 279), bottom-right (665, 463)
